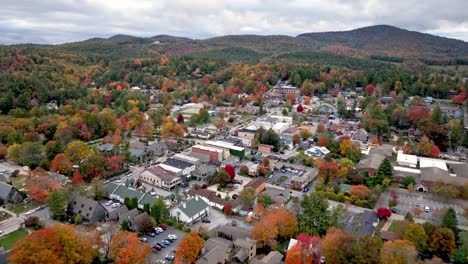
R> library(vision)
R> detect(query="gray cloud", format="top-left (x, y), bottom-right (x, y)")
top-left (0, 0), bottom-right (467, 44)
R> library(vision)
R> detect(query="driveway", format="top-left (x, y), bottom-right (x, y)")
top-left (190, 208), bottom-right (253, 233)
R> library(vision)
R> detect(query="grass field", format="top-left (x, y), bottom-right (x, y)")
top-left (0, 211), bottom-right (13, 222)
top-left (387, 221), bottom-right (397, 232)
top-left (0, 229), bottom-right (29, 250)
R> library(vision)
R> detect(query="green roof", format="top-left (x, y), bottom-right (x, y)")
top-left (340, 184), bottom-right (353, 193)
top-left (177, 198), bottom-right (209, 218)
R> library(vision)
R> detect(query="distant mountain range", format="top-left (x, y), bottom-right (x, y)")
top-left (7, 25), bottom-right (468, 66)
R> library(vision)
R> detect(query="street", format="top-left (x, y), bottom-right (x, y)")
top-left (0, 206), bottom-right (53, 237)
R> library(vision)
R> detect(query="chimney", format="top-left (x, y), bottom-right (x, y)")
top-left (182, 203), bottom-right (186, 208)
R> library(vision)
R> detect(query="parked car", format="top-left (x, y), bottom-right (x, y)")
top-left (111, 203), bottom-right (120, 208)
top-left (157, 243), bottom-right (165, 248)
top-left (168, 234), bottom-right (177, 240)
top-left (139, 237), bottom-right (148, 242)
top-left (25, 210), bottom-right (35, 216)
top-left (147, 232), bottom-right (156, 237)
top-left (303, 187), bottom-right (309, 193)
top-left (320, 256), bottom-right (326, 263)
top-left (165, 255), bottom-right (175, 261)
top-left (116, 179), bottom-right (122, 183)
top-left (155, 227), bottom-right (164, 233)
top-left (202, 218), bottom-right (211, 223)
top-left (153, 245), bottom-right (162, 251)
top-left (159, 224), bottom-right (168, 230)
top-left (391, 208), bottom-right (397, 213)
top-left (162, 240), bottom-right (171, 245)
top-left (424, 206), bottom-right (430, 213)
top-left (105, 200), bottom-right (113, 206)
top-left (232, 220), bottom-right (237, 226)
top-left (36, 205), bottom-right (47, 211)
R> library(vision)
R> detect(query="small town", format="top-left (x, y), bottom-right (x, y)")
top-left (0, 2), bottom-right (468, 263)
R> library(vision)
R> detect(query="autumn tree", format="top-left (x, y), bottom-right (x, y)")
top-left (403, 223), bottom-right (428, 252)
top-left (365, 84), bottom-right (376, 95)
top-left (380, 240), bottom-right (417, 264)
top-left (109, 230), bottom-right (151, 264)
top-left (9, 224), bottom-right (101, 264)
top-left (349, 185), bottom-right (371, 200)
top-left (177, 113), bottom-right (185, 124)
top-left (285, 244), bottom-right (313, 264)
top-left (64, 140), bottom-right (94, 163)
top-left (50, 153), bottom-right (73, 175)
top-left (376, 208), bottom-right (392, 220)
top-left (297, 104), bottom-right (304, 112)
top-left (71, 170), bottom-right (84, 185)
top-left (408, 106), bottom-right (431, 124)
top-left (175, 231), bottom-right (204, 264)
top-left (292, 134), bottom-right (301, 146)
top-left (351, 234), bottom-right (383, 264)
top-left (223, 203), bottom-right (233, 215)
top-left (251, 219), bottom-right (278, 249)
top-left (316, 123), bottom-right (325, 134)
top-left (319, 159), bottom-right (339, 183)
top-left (322, 227), bottom-right (354, 264)
top-left (239, 187), bottom-right (255, 207)
top-left (427, 227), bottom-right (457, 260)
top-left (300, 127), bottom-right (313, 140)
top-left (223, 164), bottom-right (235, 182)
top-left (26, 174), bottom-right (62, 202)
top-left (251, 208), bottom-right (297, 249)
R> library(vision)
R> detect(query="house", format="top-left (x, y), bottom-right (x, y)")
top-left (191, 164), bottom-right (217, 181)
top-left (107, 205), bottom-right (129, 223)
top-left (215, 224), bottom-right (252, 241)
top-left (162, 158), bottom-right (196, 176)
top-left (244, 178), bottom-right (267, 196)
top-left (318, 103), bottom-right (336, 114)
top-left (280, 127), bottom-right (300, 149)
top-left (173, 153), bottom-right (200, 166)
top-left (106, 182), bottom-right (172, 208)
top-left (304, 146), bottom-right (330, 158)
top-left (251, 251), bottom-right (284, 264)
top-left (118, 208), bottom-right (140, 231)
top-left (356, 211), bottom-right (379, 237)
top-left (357, 152), bottom-right (386, 175)
top-left (140, 166), bottom-right (181, 190)
top-left (70, 195), bottom-right (107, 223)
top-left (351, 128), bottom-right (368, 142)
top-left (237, 128), bottom-right (257, 146)
top-left (196, 237), bottom-right (233, 264)
top-left (133, 212), bottom-right (152, 233)
top-left (187, 188), bottom-right (241, 212)
top-left (233, 238), bottom-right (257, 262)
top-left (0, 182), bottom-right (24, 204)
top-left (258, 144), bottom-right (274, 154)
top-left (191, 145), bottom-right (226, 163)
top-left (50, 172), bottom-right (70, 185)
top-left (170, 196), bottom-right (209, 224)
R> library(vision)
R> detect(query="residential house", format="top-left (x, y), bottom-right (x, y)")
top-left (304, 146), bottom-right (330, 158)
top-left (356, 211), bottom-right (379, 237)
top-left (351, 128), bottom-right (369, 142)
top-left (280, 127), bottom-right (300, 149)
top-left (258, 144), bottom-right (274, 154)
top-left (70, 195), bottom-right (107, 223)
top-left (357, 152), bottom-right (386, 175)
top-left (186, 188), bottom-right (241, 212)
top-left (170, 196), bottom-right (209, 224)
top-left (263, 185), bottom-right (291, 205)
top-left (244, 178), bottom-right (267, 196)
top-left (106, 182), bottom-right (172, 208)
top-left (396, 150), bottom-right (418, 168)
top-left (318, 103), bottom-right (336, 114)
top-left (0, 182), bottom-right (24, 204)
top-left (237, 128), bottom-right (257, 146)
top-left (173, 153), bottom-right (200, 166)
top-left (251, 251), bottom-right (284, 264)
top-left (233, 238), bottom-right (257, 262)
top-left (118, 208), bottom-right (140, 231)
top-left (214, 224), bottom-right (252, 241)
top-left (50, 172), bottom-right (70, 185)
top-left (196, 237), bottom-right (233, 264)
top-left (140, 166), bottom-right (182, 190)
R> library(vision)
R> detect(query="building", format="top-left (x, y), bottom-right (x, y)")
top-left (196, 237), bottom-right (233, 264)
top-left (187, 188), bottom-right (241, 211)
top-left (0, 182), bottom-right (24, 204)
top-left (290, 168), bottom-right (318, 190)
top-left (106, 182), bottom-right (172, 208)
top-left (251, 251), bottom-right (284, 264)
top-left (191, 164), bottom-right (217, 181)
top-left (170, 196), bottom-right (209, 224)
top-left (304, 146), bottom-right (330, 158)
top-left (118, 208), bottom-right (140, 231)
top-left (396, 150), bottom-right (418, 168)
top-left (244, 178), bottom-right (267, 196)
top-left (162, 158), bottom-right (196, 176)
top-left (356, 211), bottom-right (379, 237)
top-left (357, 152), bottom-right (386, 175)
top-left (238, 128), bottom-right (257, 146)
top-left (263, 185), bottom-right (291, 205)
top-left (258, 144), bottom-right (274, 154)
top-left (204, 140), bottom-right (245, 159)
top-left (140, 165), bottom-right (182, 190)
top-left (191, 144), bottom-right (226, 163)
top-left (70, 195), bottom-right (107, 223)
top-left (173, 153), bottom-right (200, 166)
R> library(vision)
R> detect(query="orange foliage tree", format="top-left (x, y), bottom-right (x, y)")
top-left (50, 153), bottom-right (73, 175)
top-left (349, 185), bottom-right (371, 200)
top-left (26, 175), bottom-right (62, 202)
top-left (251, 208), bottom-right (297, 249)
top-left (9, 224), bottom-right (101, 264)
top-left (109, 230), bottom-right (151, 264)
top-left (318, 136), bottom-right (328, 147)
top-left (322, 227), bottom-right (354, 264)
top-left (285, 244), bottom-right (313, 264)
top-left (380, 240), bottom-right (417, 264)
top-left (175, 231), bottom-right (204, 264)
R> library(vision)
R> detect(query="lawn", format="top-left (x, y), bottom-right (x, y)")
top-left (10, 175), bottom-right (27, 190)
top-left (0, 229), bottom-right (29, 250)
top-left (8, 200), bottom-right (41, 215)
top-left (0, 211), bottom-right (13, 222)
top-left (387, 221), bottom-right (397, 232)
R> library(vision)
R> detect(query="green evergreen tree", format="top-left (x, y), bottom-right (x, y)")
top-left (150, 198), bottom-right (169, 223)
top-left (442, 207), bottom-right (460, 241)
top-left (124, 197), bottom-right (132, 209)
top-left (131, 197), bottom-right (138, 209)
top-left (48, 190), bottom-right (67, 220)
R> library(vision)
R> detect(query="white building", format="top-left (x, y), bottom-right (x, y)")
top-left (170, 196), bottom-right (210, 224)
top-left (396, 151), bottom-right (418, 168)
top-left (305, 146), bottom-right (331, 158)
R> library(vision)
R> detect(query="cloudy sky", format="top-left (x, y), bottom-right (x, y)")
top-left (1, 0), bottom-right (468, 44)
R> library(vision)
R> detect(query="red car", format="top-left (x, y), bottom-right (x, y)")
top-left (159, 224), bottom-right (168, 230)
top-left (153, 245), bottom-right (162, 251)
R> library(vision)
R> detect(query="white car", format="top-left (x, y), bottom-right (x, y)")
top-left (111, 203), bottom-right (121, 208)
top-left (155, 227), bottom-right (163, 233)
top-left (25, 209), bottom-right (35, 216)
top-left (116, 179), bottom-right (122, 183)
top-left (105, 201), bottom-right (113, 206)
top-left (424, 206), bottom-right (430, 213)
top-left (168, 234), bottom-right (178, 240)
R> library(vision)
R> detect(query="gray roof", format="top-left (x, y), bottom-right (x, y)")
top-left (145, 166), bottom-right (178, 182)
top-left (357, 153), bottom-right (386, 170)
top-left (215, 224), bottom-right (252, 241)
top-left (234, 237), bottom-right (256, 249)
top-left (119, 208), bottom-right (140, 223)
top-left (70, 195), bottom-right (105, 222)
top-left (253, 251), bottom-right (284, 264)
top-left (128, 148), bottom-right (145, 158)
top-left (448, 163), bottom-right (468, 178)
top-left (420, 167), bottom-right (467, 186)
top-left (361, 211), bottom-right (378, 224)
top-left (175, 197), bottom-right (209, 218)
top-left (0, 183), bottom-right (13, 200)
top-left (163, 158), bottom-right (193, 170)
top-left (189, 152), bottom-right (211, 162)
top-left (193, 164), bottom-right (217, 175)
top-left (97, 143), bottom-right (114, 152)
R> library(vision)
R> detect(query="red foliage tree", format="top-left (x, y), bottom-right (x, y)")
top-left (108, 155), bottom-right (125, 172)
top-left (377, 208), bottom-right (392, 219)
top-left (223, 203), bottom-right (233, 215)
top-left (452, 92), bottom-right (466, 105)
top-left (318, 136), bottom-right (328, 147)
top-left (319, 160), bottom-right (339, 182)
top-left (365, 84), bottom-right (376, 95)
top-left (297, 104), bottom-right (304, 112)
top-left (430, 146), bottom-right (440, 158)
top-left (71, 171), bottom-right (84, 185)
top-left (223, 165), bottom-right (235, 182)
top-left (408, 106), bottom-right (431, 124)
top-left (50, 153), bottom-right (73, 175)
top-left (177, 113), bottom-right (185, 124)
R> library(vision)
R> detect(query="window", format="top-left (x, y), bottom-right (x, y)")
top-left (89, 207), bottom-right (92, 210)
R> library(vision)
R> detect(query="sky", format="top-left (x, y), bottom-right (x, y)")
top-left (1, 0), bottom-right (468, 44)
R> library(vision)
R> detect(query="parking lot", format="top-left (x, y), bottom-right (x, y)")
top-left (190, 207), bottom-right (253, 232)
top-left (267, 168), bottom-right (304, 188)
top-left (379, 189), bottom-right (467, 226)
top-left (144, 226), bottom-right (186, 263)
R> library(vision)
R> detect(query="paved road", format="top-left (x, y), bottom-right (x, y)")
top-left (0, 206), bottom-right (52, 237)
